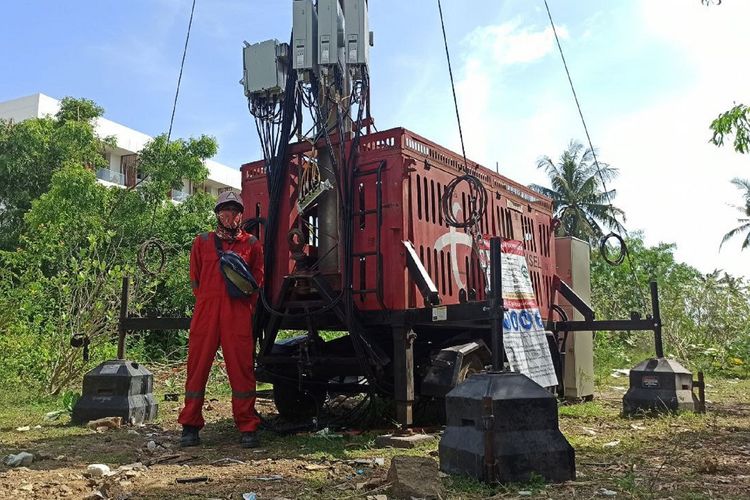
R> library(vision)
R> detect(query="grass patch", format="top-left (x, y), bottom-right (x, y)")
top-left (559, 401), bottom-right (607, 418)
top-left (0, 387), bottom-right (90, 449)
top-left (443, 473), bottom-right (500, 498)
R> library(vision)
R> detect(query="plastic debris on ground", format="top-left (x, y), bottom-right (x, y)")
top-left (44, 410), bottom-right (66, 421)
top-left (86, 464), bottom-right (111, 477)
top-left (313, 427), bottom-right (343, 439)
top-left (4, 452), bottom-right (34, 467)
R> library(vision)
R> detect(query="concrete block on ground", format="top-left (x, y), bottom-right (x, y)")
top-left (375, 433), bottom-right (436, 449)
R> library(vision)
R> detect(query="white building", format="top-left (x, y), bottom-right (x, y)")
top-left (0, 93), bottom-right (241, 201)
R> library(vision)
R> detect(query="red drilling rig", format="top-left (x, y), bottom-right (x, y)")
top-left (237, 0), bottom-right (672, 427)
top-left (241, 125), bottom-right (568, 425)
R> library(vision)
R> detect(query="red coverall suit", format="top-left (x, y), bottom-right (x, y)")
top-left (178, 230), bottom-right (264, 432)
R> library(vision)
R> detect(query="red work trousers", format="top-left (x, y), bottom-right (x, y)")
top-left (178, 295), bottom-right (260, 432)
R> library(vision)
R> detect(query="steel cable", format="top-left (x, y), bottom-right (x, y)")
top-left (436, 0), bottom-right (487, 231)
top-left (167, 0), bottom-right (196, 142)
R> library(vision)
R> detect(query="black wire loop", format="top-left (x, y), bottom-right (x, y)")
top-left (137, 238), bottom-right (167, 276)
top-left (442, 174), bottom-right (487, 229)
top-left (599, 232), bottom-right (627, 266)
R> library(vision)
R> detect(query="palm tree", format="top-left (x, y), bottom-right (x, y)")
top-left (530, 140), bottom-right (625, 243)
top-left (720, 177), bottom-right (750, 251)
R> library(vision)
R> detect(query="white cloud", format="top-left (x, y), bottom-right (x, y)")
top-left (451, 19), bottom-right (568, 170)
top-left (455, 57), bottom-right (492, 163)
top-left (464, 19), bottom-right (566, 66)
top-left (599, 82), bottom-right (749, 277)
top-left (596, 0), bottom-right (750, 276)
top-left (90, 1), bottom-right (184, 92)
top-left (640, 0), bottom-right (750, 76)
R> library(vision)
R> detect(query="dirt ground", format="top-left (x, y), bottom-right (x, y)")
top-left (1, 374), bottom-right (749, 499)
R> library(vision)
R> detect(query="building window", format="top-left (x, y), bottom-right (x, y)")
top-left (96, 167), bottom-right (125, 185)
top-left (172, 180), bottom-right (191, 202)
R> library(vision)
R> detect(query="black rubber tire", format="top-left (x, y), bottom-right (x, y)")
top-left (272, 382), bottom-right (325, 419)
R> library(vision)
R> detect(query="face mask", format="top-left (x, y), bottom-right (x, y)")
top-left (216, 207), bottom-right (243, 241)
top-left (218, 209), bottom-right (242, 230)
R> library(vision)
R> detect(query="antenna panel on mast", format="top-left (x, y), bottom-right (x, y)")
top-left (293, 0), bottom-right (318, 73)
top-left (343, 0), bottom-right (372, 72)
top-left (317, 0), bottom-right (346, 69)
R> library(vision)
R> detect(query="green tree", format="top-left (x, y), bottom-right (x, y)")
top-left (720, 177), bottom-right (750, 251)
top-left (710, 104), bottom-right (750, 154)
top-left (0, 97), bottom-right (114, 250)
top-left (135, 134), bottom-right (215, 205)
top-left (0, 97), bottom-right (219, 393)
top-left (530, 140), bottom-right (625, 243)
top-left (591, 234), bottom-right (750, 376)
top-left (55, 97), bottom-right (105, 124)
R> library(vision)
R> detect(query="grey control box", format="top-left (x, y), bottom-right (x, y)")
top-left (317, 0), bottom-right (345, 67)
top-left (344, 0), bottom-right (372, 68)
top-left (242, 39), bottom-right (289, 97)
top-left (293, 0), bottom-right (317, 71)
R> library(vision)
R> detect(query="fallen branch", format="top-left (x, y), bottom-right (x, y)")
top-left (211, 458), bottom-right (246, 466)
top-left (176, 476), bottom-right (209, 484)
top-left (146, 454), bottom-right (182, 466)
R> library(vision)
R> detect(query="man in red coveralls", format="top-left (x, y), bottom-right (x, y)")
top-left (179, 191), bottom-right (264, 448)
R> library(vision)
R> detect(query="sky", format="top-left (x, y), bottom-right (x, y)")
top-left (0, 0), bottom-right (748, 277)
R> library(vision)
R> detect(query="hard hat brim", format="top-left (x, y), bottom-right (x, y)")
top-left (214, 201), bottom-right (244, 213)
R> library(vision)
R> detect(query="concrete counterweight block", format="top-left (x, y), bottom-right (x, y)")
top-left (72, 359), bottom-right (158, 425)
top-left (623, 358), bottom-right (700, 415)
top-left (439, 371), bottom-right (575, 483)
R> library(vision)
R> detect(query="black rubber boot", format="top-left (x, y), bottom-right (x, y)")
top-left (180, 425), bottom-right (201, 447)
top-left (240, 431), bottom-right (260, 449)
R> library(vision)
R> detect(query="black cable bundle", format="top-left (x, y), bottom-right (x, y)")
top-left (254, 58), bottom-right (299, 328)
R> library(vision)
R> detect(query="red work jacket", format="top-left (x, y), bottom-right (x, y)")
top-left (189, 231), bottom-right (264, 311)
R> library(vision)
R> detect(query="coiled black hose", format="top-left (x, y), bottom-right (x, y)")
top-left (441, 173), bottom-right (487, 229)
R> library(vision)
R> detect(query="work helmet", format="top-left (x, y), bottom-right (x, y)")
top-left (214, 191), bottom-right (244, 213)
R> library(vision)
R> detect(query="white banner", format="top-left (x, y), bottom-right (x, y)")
top-left (478, 238), bottom-right (559, 388)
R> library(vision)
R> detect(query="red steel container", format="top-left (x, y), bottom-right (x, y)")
top-left (241, 127), bottom-right (556, 319)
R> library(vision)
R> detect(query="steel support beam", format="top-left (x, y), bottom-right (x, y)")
top-left (117, 276), bottom-right (130, 360)
top-left (393, 326), bottom-right (415, 427)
